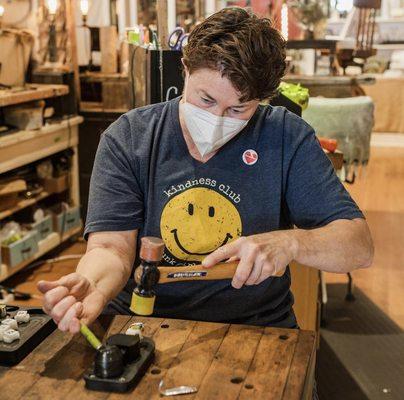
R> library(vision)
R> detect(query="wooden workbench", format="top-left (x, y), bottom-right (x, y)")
top-left (0, 316), bottom-right (316, 400)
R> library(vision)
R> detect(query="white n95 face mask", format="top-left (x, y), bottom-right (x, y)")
top-left (180, 101), bottom-right (249, 157)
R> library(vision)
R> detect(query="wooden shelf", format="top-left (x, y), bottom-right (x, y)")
top-left (0, 224), bottom-right (82, 282)
top-left (79, 101), bottom-right (127, 114)
top-left (0, 191), bottom-right (53, 222)
top-left (80, 72), bottom-right (128, 82)
top-left (0, 116), bottom-right (83, 175)
top-left (0, 84), bottom-right (69, 108)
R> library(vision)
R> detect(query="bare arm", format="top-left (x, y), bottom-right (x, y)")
top-left (203, 218), bottom-right (374, 288)
top-left (292, 218), bottom-right (374, 273)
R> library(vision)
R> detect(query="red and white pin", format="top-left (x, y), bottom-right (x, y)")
top-left (242, 149), bottom-right (258, 165)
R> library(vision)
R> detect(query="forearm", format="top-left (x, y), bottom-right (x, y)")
top-left (76, 248), bottom-right (132, 302)
top-left (76, 230), bottom-right (137, 303)
top-left (292, 218), bottom-right (374, 273)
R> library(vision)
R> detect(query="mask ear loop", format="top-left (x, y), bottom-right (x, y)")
top-left (182, 71), bottom-right (190, 104)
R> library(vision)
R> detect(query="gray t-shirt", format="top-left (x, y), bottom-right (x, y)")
top-left (84, 97), bottom-right (364, 328)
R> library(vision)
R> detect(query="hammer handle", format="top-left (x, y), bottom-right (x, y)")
top-left (157, 262), bottom-right (238, 283)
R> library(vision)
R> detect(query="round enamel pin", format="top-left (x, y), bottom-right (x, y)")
top-left (242, 149), bottom-right (258, 165)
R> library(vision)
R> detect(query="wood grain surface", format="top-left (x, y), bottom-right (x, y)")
top-left (0, 317), bottom-right (316, 400)
top-left (0, 84), bottom-right (69, 108)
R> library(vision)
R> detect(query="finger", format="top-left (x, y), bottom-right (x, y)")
top-left (69, 316), bottom-right (81, 334)
top-left (203, 239), bottom-right (241, 267)
top-left (232, 252), bottom-right (256, 289)
top-left (56, 273), bottom-right (85, 290)
top-left (58, 302), bottom-right (83, 332)
top-left (42, 286), bottom-right (69, 314)
top-left (51, 273), bottom-right (89, 300)
top-left (245, 258), bottom-right (264, 286)
top-left (50, 295), bottom-right (77, 323)
top-left (256, 261), bottom-right (277, 285)
top-left (273, 266), bottom-right (287, 277)
top-left (69, 278), bottom-right (90, 298)
top-left (38, 273), bottom-right (82, 294)
top-left (37, 280), bottom-right (60, 294)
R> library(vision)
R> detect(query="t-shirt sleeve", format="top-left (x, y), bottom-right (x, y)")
top-left (284, 116), bottom-right (364, 229)
top-left (83, 115), bottom-right (144, 240)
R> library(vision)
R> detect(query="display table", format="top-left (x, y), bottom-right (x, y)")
top-left (362, 75), bottom-right (404, 133)
top-left (0, 316), bottom-right (316, 400)
top-left (284, 74), bottom-right (375, 97)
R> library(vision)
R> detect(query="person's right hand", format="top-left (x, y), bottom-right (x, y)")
top-left (37, 273), bottom-right (107, 334)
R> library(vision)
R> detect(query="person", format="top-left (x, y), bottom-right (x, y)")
top-left (38, 8), bottom-right (373, 334)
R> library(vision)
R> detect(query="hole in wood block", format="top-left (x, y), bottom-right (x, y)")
top-left (161, 324), bottom-right (170, 328)
top-left (151, 368), bottom-right (161, 375)
top-left (231, 377), bottom-right (244, 384)
top-left (245, 384), bottom-right (254, 390)
top-left (279, 334), bottom-right (289, 340)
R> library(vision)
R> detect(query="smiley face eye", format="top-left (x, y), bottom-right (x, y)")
top-left (188, 203), bottom-right (194, 215)
top-left (209, 206), bottom-right (215, 217)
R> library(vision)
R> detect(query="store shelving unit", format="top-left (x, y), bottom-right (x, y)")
top-left (0, 84), bottom-right (83, 282)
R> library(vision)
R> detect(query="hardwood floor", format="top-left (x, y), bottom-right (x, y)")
top-left (326, 147), bottom-right (404, 329)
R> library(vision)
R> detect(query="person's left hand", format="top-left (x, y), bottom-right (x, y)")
top-left (202, 231), bottom-right (299, 289)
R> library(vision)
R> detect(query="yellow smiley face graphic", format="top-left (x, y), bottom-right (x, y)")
top-left (160, 187), bottom-right (242, 262)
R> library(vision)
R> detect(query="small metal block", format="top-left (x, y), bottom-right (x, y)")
top-left (0, 325), bottom-right (9, 341)
top-left (125, 322), bottom-right (144, 339)
top-left (15, 311), bottom-right (30, 323)
top-left (3, 329), bottom-right (20, 343)
top-left (1, 318), bottom-right (18, 330)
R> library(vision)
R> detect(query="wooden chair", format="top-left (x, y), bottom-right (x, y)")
top-left (337, 0), bottom-right (382, 74)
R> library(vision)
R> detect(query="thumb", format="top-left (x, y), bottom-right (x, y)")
top-left (37, 280), bottom-right (60, 293)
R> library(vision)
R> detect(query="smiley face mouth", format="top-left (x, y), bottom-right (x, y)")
top-left (170, 229), bottom-right (233, 256)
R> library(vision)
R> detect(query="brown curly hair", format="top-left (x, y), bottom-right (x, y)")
top-left (182, 7), bottom-right (286, 102)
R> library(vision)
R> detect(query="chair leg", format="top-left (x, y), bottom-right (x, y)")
top-left (345, 272), bottom-right (356, 301)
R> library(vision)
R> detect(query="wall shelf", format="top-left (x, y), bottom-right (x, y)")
top-left (0, 84), bottom-right (69, 108)
top-left (0, 191), bottom-right (52, 222)
top-left (0, 85), bottom-right (83, 282)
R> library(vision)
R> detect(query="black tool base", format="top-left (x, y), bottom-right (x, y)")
top-left (0, 307), bottom-right (56, 366)
top-left (84, 337), bottom-right (155, 393)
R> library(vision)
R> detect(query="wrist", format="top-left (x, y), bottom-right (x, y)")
top-left (93, 287), bottom-right (109, 309)
top-left (85, 276), bottom-right (110, 308)
top-left (288, 229), bottom-right (303, 261)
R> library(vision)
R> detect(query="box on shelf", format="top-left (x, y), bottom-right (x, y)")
top-left (4, 100), bottom-right (45, 131)
top-left (1, 230), bottom-right (39, 268)
top-left (51, 204), bottom-right (81, 235)
top-left (27, 214), bottom-right (53, 241)
top-left (40, 174), bottom-right (69, 194)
